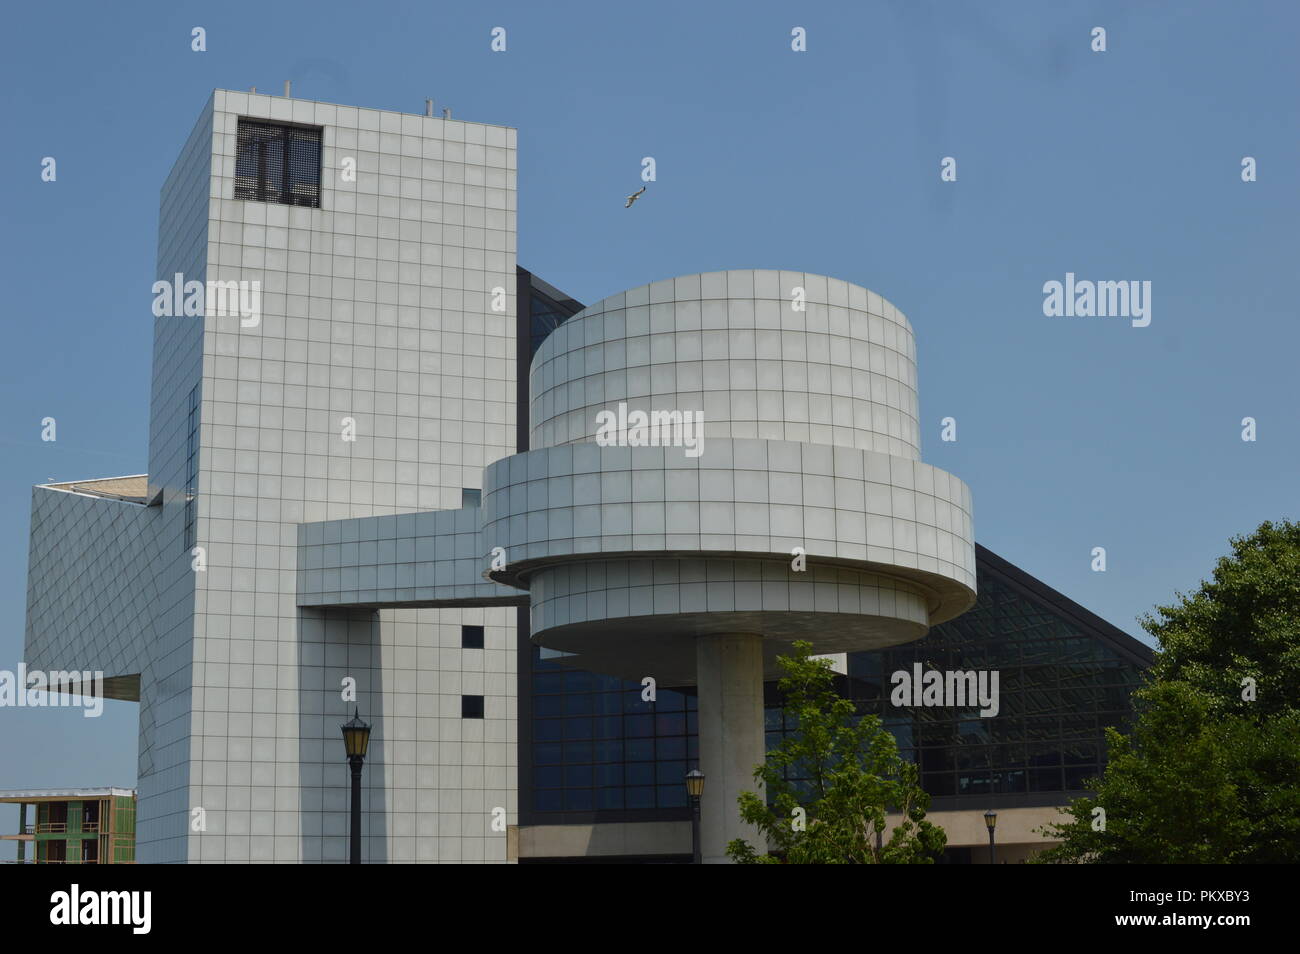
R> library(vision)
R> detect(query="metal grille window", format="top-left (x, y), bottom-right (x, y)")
top-left (183, 385), bottom-right (199, 552)
top-left (234, 119), bottom-right (322, 207)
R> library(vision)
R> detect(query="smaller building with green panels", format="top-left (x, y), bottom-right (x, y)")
top-left (0, 787), bottom-right (135, 864)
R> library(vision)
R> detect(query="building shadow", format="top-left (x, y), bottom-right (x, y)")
top-left (298, 607), bottom-right (388, 862)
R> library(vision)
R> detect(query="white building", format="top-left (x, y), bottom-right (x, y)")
top-left (27, 91), bottom-right (1144, 864)
top-left (27, 91), bottom-right (521, 863)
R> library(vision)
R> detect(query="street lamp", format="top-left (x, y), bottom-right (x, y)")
top-left (340, 709), bottom-right (371, 864)
top-left (685, 769), bottom-right (705, 865)
top-left (984, 809), bottom-right (997, 865)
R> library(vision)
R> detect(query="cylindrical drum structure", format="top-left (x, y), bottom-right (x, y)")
top-left (483, 270), bottom-right (976, 862)
top-left (484, 270), bottom-right (975, 679)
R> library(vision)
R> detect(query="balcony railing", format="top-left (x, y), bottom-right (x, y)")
top-left (35, 823), bottom-right (67, 834)
top-left (0, 858), bottom-right (71, 863)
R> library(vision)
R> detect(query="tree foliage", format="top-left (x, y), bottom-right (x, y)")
top-left (1037, 520), bottom-right (1300, 863)
top-left (726, 640), bottom-right (946, 864)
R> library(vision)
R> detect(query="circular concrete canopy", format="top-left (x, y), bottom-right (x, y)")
top-left (531, 614), bottom-right (929, 688)
top-left (517, 557), bottom-right (935, 685)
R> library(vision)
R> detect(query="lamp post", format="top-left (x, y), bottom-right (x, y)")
top-left (984, 809), bottom-right (997, 865)
top-left (340, 709), bottom-right (371, 864)
top-left (685, 769), bottom-right (705, 865)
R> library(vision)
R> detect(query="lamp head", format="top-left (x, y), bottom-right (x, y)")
top-left (685, 769), bottom-right (705, 798)
top-left (341, 709), bottom-right (371, 759)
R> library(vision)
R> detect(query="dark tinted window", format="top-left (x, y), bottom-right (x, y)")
top-left (525, 554), bottom-right (1148, 816)
top-left (529, 291), bottom-right (574, 356)
top-left (235, 119), bottom-right (322, 207)
top-left (183, 385), bottom-right (199, 551)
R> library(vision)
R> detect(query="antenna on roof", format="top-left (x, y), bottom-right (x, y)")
top-left (249, 86), bottom-right (257, 94)
top-left (425, 99), bottom-right (434, 117)
top-left (442, 106), bottom-right (452, 119)
top-left (284, 80), bottom-right (292, 97)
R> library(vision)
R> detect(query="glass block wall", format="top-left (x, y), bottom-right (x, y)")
top-left (840, 566), bottom-right (1146, 800)
top-left (522, 546), bottom-right (1151, 819)
top-left (529, 657), bottom-right (698, 811)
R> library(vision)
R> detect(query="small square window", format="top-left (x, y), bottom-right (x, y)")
top-left (461, 625), bottom-right (485, 649)
top-left (234, 119), bottom-right (322, 208)
top-left (462, 488), bottom-right (482, 508)
top-left (462, 695), bottom-right (485, 719)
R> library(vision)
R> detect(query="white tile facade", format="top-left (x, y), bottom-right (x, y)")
top-left (26, 90), bottom-right (520, 863)
top-left (296, 269), bottom-right (975, 697)
top-left (479, 272), bottom-right (973, 690)
top-left (25, 91), bottom-right (976, 864)
top-left (529, 271), bottom-right (922, 460)
top-left (191, 90), bottom-right (518, 863)
top-left (482, 439), bottom-right (974, 597)
top-left (296, 508), bottom-right (525, 608)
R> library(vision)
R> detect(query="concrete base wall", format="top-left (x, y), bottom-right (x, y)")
top-left (516, 805), bottom-right (1069, 862)
top-left (513, 821), bottom-right (691, 860)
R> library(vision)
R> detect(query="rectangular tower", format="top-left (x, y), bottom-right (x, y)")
top-left (26, 90), bottom-right (520, 862)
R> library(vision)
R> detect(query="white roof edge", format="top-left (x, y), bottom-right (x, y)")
top-left (0, 787), bottom-right (136, 800)
top-left (37, 473), bottom-right (148, 489)
top-left (212, 88), bottom-right (518, 130)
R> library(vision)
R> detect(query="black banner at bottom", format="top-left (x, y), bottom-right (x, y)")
top-left (5, 862), bottom-right (1276, 939)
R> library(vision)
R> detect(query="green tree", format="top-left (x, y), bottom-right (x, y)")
top-left (726, 640), bottom-right (946, 864)
top-left (1037, 520), bottom-right (1300, 863)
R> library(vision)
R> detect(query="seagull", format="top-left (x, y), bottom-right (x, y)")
top-left (625, 186), bottom-right (646, 208)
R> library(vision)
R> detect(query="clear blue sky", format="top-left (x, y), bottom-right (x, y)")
top-left (0, 0), bottom-right (1296, 811)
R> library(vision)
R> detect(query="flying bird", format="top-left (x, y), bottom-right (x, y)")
top-left (625, 186), bottom-right (646, 208)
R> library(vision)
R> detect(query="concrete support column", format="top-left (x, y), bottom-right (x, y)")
top-left (695, 632), bottom-right (765, 864)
